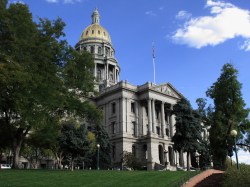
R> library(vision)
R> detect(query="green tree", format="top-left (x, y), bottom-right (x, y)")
top-left (0, 2), bottom-right (99, 168)
top-left (59, 121), bottom-right (96, 171)
top-left (91, 123), bottom-right (111, 169)
top-left (172, 98), bottom-right (203, 171)
top-left (195, 98), bottom-right (212, 169)
top-left (206, 63), bottom-right (250, 169)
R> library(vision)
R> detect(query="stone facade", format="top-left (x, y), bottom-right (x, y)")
top-left (77, 9), bottom-right (188, 170)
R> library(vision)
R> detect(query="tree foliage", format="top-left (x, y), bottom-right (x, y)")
top-left (59, 121), bottom-right (96, 171)
top-left (0, 1), bottom-right (102, 168)
top-left (206, 63), bottom-right (250, 168)
top-left (172, 98), bottom-right (203, 170)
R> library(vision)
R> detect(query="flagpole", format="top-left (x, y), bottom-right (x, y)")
top-left (152, 42), bottom-right (156, 84)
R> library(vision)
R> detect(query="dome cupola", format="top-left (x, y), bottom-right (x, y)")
top-left (79, 8), bottom-right (112, 44)
top-left (75, 9), bottom-right (120, 93)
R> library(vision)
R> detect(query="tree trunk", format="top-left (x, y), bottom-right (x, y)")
top-left (54, 151), bottom-right (64, 169)
top-left (71, 159), bottom-right (74, 171)
top-left (12, 127), bottom-right (30, 169)
top-left (13, 142), bottom-right (22, 168)
top-left (179, 149), bottom-right (184, 167)
top-left (187, 151), bottom-right (190, 171)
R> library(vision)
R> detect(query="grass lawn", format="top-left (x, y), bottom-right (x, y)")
top-left (0, 170), bottom-right (198, 187)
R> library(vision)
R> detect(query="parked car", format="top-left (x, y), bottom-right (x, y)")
top-left (0, 164), bottom-right (11, 169)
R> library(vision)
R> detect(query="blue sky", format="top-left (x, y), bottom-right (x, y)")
top-left (9, 0), bottom-right (250, 163)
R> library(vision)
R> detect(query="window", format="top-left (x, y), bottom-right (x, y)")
top-left (165, 128), bottom-right (169, 136)
top-left (98, 47), bottom-right (101, 54)
top-left (97, 69), bottom-right (102, 80)
top-left (91, 46), bottom-right (95, 54)
top-left (156, 109), bottom-right (159, 119)
top-left (92, 30), bottom-right (94, 34)
top-left (109, 72), bottom-right (113, 81)
top-left (111, 122), bottom-right (115, 134)
top-left (112, 145), bottom-right (116, 159)
top-left (132, 145), bottom-right (136, 157)
top-left (132, 121), bottom-right (136, 136)
top-left (131, 102), bottom-right (135, 113)
top-left (111, 102), bottom-right (116, 114)
top-left (105, 47), bottom-right (110, 56)
top-left (98, 30), bottom-right (100, 34)
top-left (103, 32), bottom-right (106, 36)
top-left (146, 107), bottom-right (148, 116)
top-left (86, 31), bottom-right (88, 36)
top-left (156, 126), bottom-right (160, 135)
top-left (83, 47), bottom-right (87, 51)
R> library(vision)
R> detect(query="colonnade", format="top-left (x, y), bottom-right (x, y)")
top-left (147, 98), bottom-right (174, 138)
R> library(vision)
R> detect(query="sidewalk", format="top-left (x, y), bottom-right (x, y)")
top-left (181, 169), bottom-right (224, 187)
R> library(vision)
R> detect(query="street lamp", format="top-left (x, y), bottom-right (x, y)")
top-left (97, 144), bottom-right (100, 170)
top-left (230, 129), bottom-right (239, 170)
top-left (195, 151), bottom-right (200, 169)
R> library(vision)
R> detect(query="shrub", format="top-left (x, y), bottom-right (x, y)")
top-left (222, 164), bottom-right (250, 187)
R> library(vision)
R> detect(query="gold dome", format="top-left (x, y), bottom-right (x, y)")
top-left (80, 23), bottom-right (112, 44)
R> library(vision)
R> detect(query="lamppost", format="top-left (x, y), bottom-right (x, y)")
top-left (230, 129), bottom-right (239, 170)
top-left (195, 151), bottom-right (200, 169)
top-left (97, 144), bottom-right (100, 170)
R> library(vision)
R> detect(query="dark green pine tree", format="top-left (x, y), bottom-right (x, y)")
top-left (206, 63), bottom-right (250, 169)
top-left (172, 98), bottom-right (203, 171)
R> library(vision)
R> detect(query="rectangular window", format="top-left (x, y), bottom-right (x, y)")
top-left (131, 102), bottom-right (135, 113)
top-left (156, 109), bottom-right (159, 119)
top-left (156, 126), bottom-right (160, 135)
top-left (111, 102), bottom-right (116, 114)
top-left (132, 121), bottom-right (136, 136)
top-left (132, 145), bottom-right (136, 157)
top-left (165, 128), bottom-right (169, 136)
top-left (111, 122), bottom-right (115, 134)
top-left (112, 145), bottom-right (116, 159)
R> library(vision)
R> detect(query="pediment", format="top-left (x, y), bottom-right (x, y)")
top-left (153, 83), bottom-right (182, 99)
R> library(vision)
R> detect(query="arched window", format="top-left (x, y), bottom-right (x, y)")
top-left (109, 72), bottom-right (113, 81)
top-left (97, 69), bottom-right (102, 80)
top-left (98, 47), bottom-right (102, 54)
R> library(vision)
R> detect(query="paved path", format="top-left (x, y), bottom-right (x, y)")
top-left (194, 173), bottom-right (223, 187)
top-left (182, 169), bottom-right (224, 187)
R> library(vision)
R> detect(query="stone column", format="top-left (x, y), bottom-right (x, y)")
top-left (161, 102), bottom-right (165, 138)
top-left (121, 98), bottom-right (127, 133)
top-left (94, 63), bottom-right (97, 78)
top-left (106, 63), bottom-right (109, 81)
top-left (147, 142), bottom-right (153, 170)
top-left (114, 68), bottom-right (117, 83)
top-left (147, 99), bottom-right (152, 134)
top-left (170, 105), bottom-right (174, 137)
top-left (117, 98), bottom-right (120, 133)
top-left (151, 99), bottom-right (156, 134)
top-left (135, 102), bottom-right (139, 137)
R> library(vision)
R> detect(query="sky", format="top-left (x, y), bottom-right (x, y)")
top-left (8, 0), bottom-right (250, 164)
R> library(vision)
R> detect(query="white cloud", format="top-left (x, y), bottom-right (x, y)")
top-left (145, 10), bottom-right (156, 17)
top-left (175, 10), bottom-right (192, 20)
top-left (45, 0), bottom-right (82, 4)
top-left (172, 0), bottom-right (250, 51)
top-left (232, 149), bottom-right (250, 165)
top-left (63, 0), bottom-right (82, 4)
top-left (12, 0), bottom-right (25, 4)
top-left (46, 0), bottom-right (59, 3)
top-left (159, 6), bottom-right (164, 11)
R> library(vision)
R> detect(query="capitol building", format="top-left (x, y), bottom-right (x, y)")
top-left (76, 9), bottom-right (188, 170)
